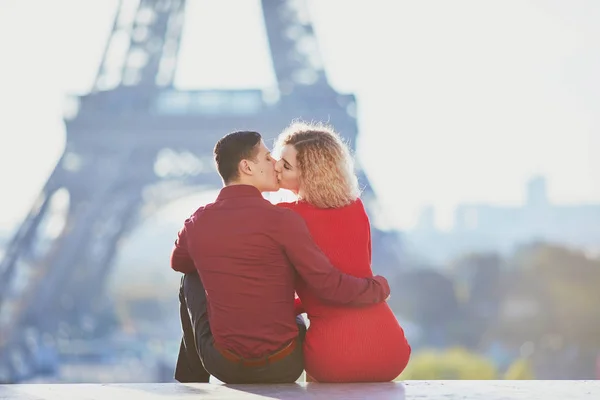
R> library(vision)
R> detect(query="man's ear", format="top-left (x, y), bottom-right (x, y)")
top-left (239, 159), bottom-right (253, 177)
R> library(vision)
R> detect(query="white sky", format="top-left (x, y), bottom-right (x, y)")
top-left (0, 0), bottom-right (599, 233)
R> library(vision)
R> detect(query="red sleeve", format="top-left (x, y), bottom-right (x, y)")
top-left (277, 208), bottom-right (390, 306)
top-left (170, 218), bottom-right (196, 274)
top-left (367, 220), bottom-right (372, 262)
top-left (294, 295), bottom-right (305, 315)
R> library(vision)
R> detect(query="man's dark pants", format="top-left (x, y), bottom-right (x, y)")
top-left (174, 272), bottom-right (306, 384)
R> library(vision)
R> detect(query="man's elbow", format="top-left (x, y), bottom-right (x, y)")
top-left (170, 254), bottom-right (195, 274)
top-left (171, 261), bottom-right (196, 274)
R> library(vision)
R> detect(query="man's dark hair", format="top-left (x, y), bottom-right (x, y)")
top-left (214, 131), bottom-right (262, 184)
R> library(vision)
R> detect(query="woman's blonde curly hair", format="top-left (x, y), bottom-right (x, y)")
top-left (275, 121), bottom-right (360, 209)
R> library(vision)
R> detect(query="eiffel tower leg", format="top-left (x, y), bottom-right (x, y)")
top-left (0, 156), bottom-right (75, 382)
top-left (0, 151), bottom-right (153, 381)
top-left (50, 188), bottom-right (145, 337)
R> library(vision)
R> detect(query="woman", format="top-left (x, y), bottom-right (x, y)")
top-left (274, 121), bottom-right (411, 383)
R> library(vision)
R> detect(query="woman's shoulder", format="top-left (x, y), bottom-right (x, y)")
top-left (341, 197), bottom-right (367, 214)
top-left (278, 198), bottom-right (366, 211)
top-left (345, 198), bottom-right (370, 220)
top-left (351, 197), bottom-right (366, 209)
top-left (276, 201), bottom-right (301, 210)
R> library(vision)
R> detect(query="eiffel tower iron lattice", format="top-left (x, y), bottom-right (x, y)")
top-left (0, 0), bottom-right (404, 383)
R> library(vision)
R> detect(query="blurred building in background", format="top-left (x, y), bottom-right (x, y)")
top-left (407, 176), bottom-right (600, 263)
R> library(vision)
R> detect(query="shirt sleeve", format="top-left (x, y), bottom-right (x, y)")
top-left (170, 219), bottom-right (196, 274)
top-left (277, 209), bottom-right (390, 306)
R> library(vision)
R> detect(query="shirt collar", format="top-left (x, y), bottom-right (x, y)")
top-left (217, 184), bottom-right (263, 201)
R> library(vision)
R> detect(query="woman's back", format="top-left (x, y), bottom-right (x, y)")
top-left (278, 199), bottom-right (411, 382)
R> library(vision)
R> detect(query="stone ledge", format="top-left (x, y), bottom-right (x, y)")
top-left (0, 380), bottom-right (598, 399)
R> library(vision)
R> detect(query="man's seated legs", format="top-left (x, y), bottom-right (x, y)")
top-left (174, 274), bottom-right (210, 383)
top-left (175, 271), bottom-right (305, 384)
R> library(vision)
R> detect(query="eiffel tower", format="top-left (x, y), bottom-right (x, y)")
top-left (0, 0), bottom-right (404, 383)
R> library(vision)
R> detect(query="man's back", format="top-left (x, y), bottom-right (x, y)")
top-left (172, 185), bottom-right (298, 358)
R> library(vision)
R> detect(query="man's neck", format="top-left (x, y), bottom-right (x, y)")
top-left (226, 181), bottom-right (261, 191)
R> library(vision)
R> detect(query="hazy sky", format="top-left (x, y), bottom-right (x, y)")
top-left (0, 0), bottom-right (599, 234)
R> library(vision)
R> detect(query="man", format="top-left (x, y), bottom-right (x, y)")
top-left (171, 131), bottom-right (390, 384)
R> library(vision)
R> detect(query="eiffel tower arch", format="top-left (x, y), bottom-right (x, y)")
top-left (0, 0), bottom-right (404, 383)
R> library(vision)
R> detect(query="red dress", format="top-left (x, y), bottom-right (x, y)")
top-left (278, 199), bottom-right (411, 382)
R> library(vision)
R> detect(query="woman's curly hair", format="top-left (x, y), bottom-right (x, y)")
top-left (275, 121), bottom-right (360, 208)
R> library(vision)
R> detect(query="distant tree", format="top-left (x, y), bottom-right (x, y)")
top-left (504, 358), bottom-right (535, 380)
top-left (393, 269), bottom-right (461, 345)
top-left (450, 252), bottom-right (503, 307)
top-left (397, 347), bottom-right (498, 380)
top-left (475, 243), bottom-right (600, 379)
top-left (491, 243), bottom-right (600, 348)
top-left (449, 252), bottom-right (505, 346)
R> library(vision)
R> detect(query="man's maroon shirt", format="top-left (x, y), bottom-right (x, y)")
top-left (171, 185), bottom-right (390, 358)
